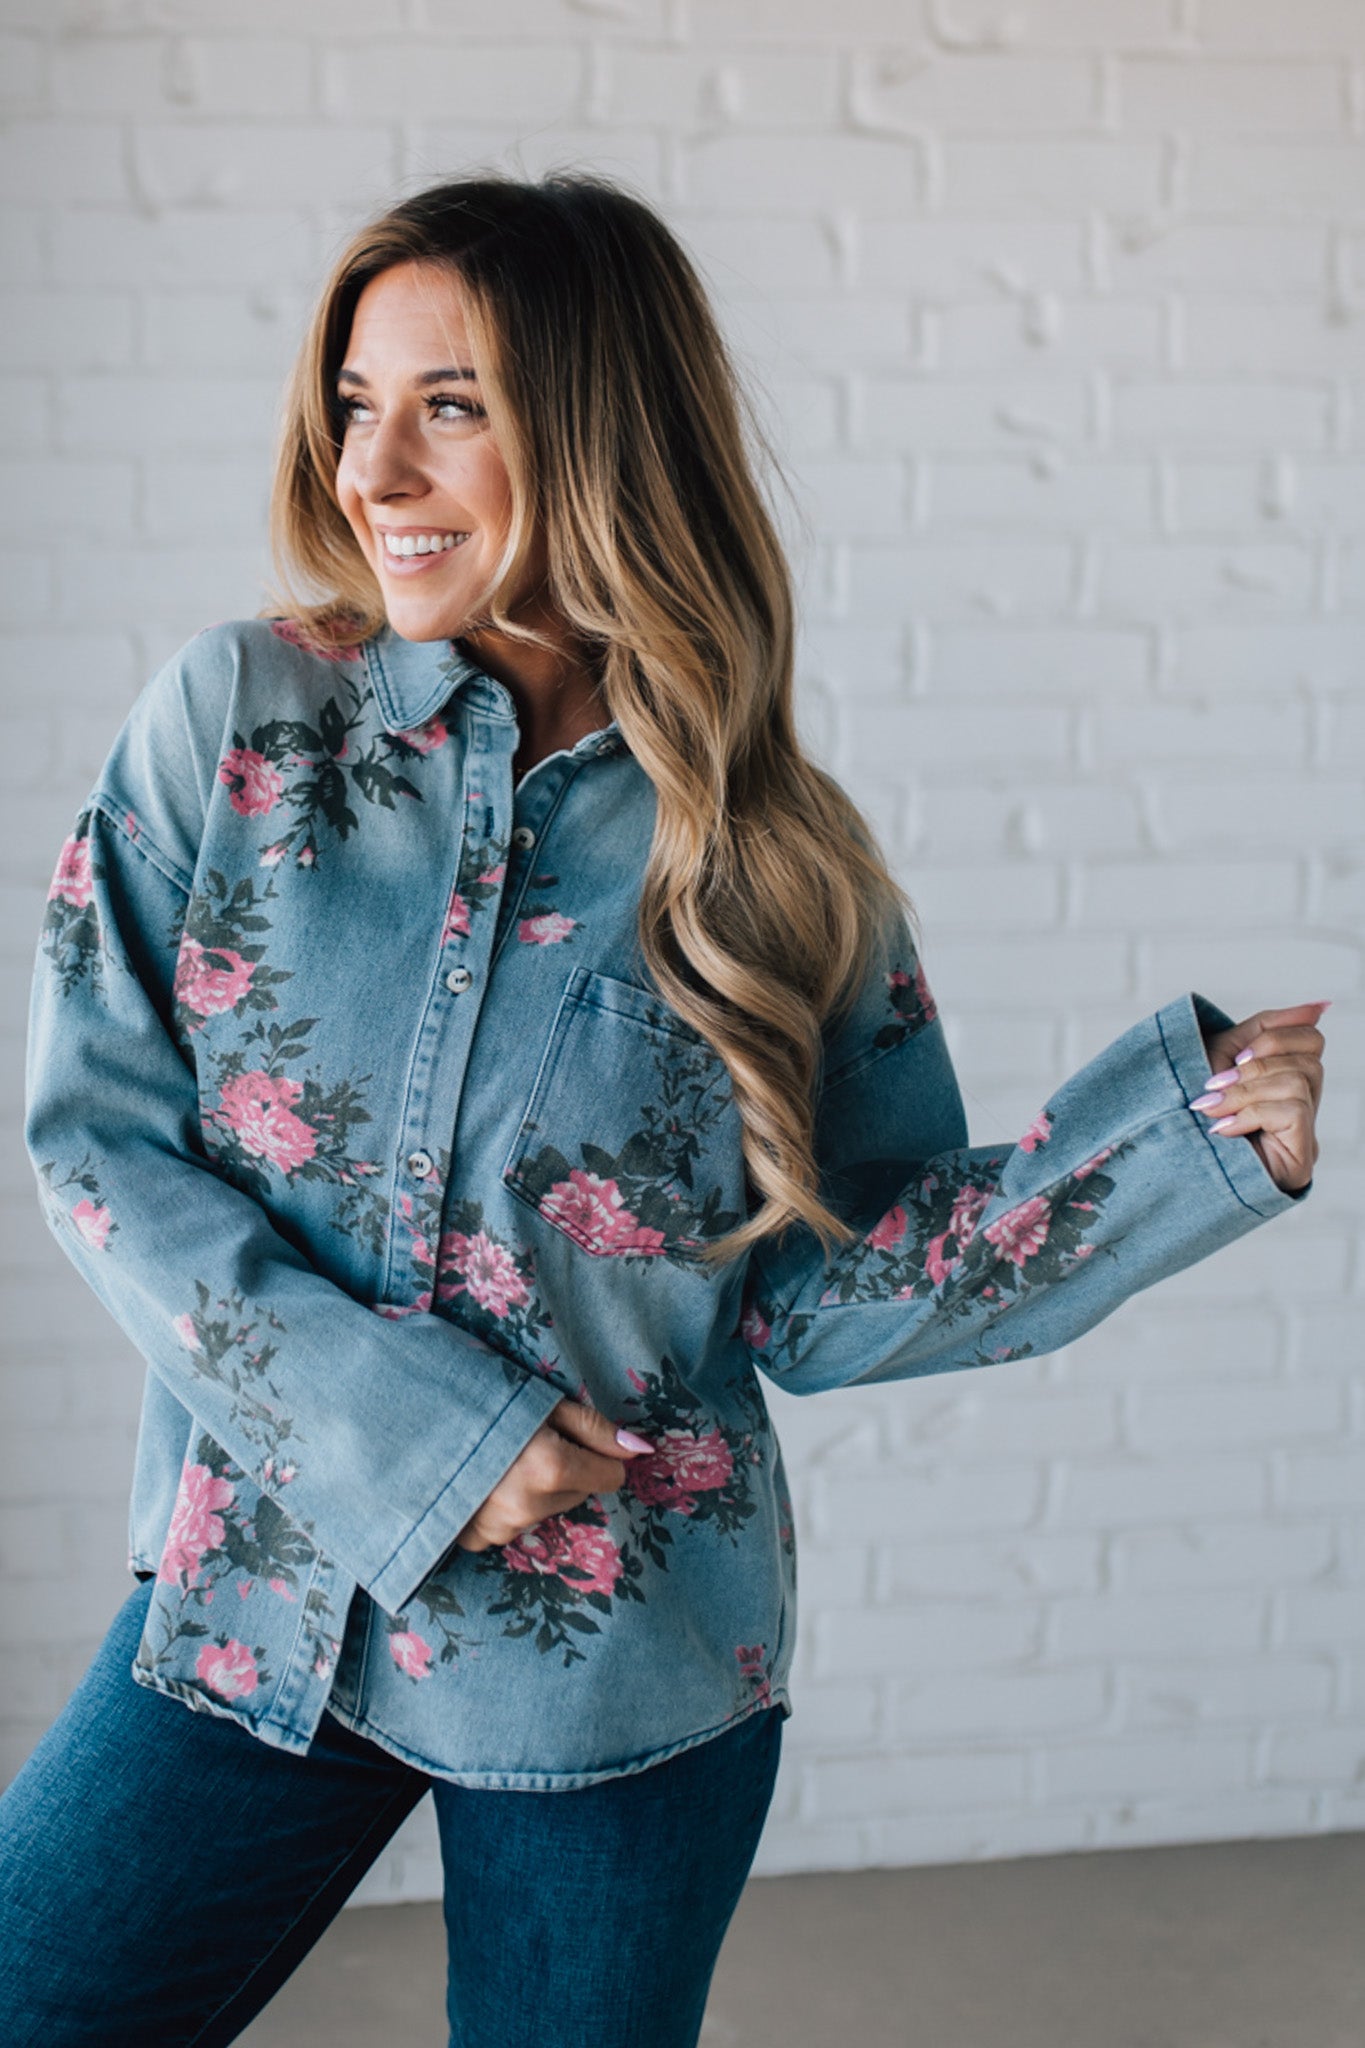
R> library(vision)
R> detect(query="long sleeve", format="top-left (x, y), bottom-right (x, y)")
top-left (742, 921), bottom-right (1304, 1396)
top-left (25, 662), bottom-right (560, 1617)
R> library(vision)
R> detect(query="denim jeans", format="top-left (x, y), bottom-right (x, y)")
top-left (0, 1579), bottom-right (784, 2048)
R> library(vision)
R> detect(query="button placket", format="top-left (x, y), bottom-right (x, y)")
top-left (387, 707), bottom-right (515, 1306)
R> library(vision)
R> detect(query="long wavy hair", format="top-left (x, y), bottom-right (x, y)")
top-left (269, 171), bottom-right (909, 1267)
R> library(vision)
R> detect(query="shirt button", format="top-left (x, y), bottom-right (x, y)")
top-left (445, 966), bottom-right (473, 995)
top-left (511, 825), bottom-right (536, 850)
top-left (595, 737), bottom-right (616, 757)
top-left (407, 1149), bottom-right (434, 1180)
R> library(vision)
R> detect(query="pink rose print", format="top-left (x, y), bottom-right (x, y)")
top-left (396, 717), bottom-right (449, 753)
top-left (388, 1630), bottom-right (434, 1681)
top-left (924, 1230), bottom-right (959, 1289)
top-left (171, 1310), bottom-right (202, 1351)
top-left (626, 1428), bottom-right (734, 1516)
top-left (71, 1198), bottom-right (111, 1252)
top-left (195, 1639), bottom-right (259, 1701)
top-left (517, 912), bottom-right (577, 945)
top-left (49, 834), bottom-right (93, 909)
top-left (948, 1183), bottom-right (990, 1250)
top-left (269, 616), bottom-right (363, 663)
top-left (159, 1459), bottom-right (235, 1588)
top-left (1074, 1146), bottom-right (1115, 1181)
top-left (174, 935), bottom-right (255, 1025)
top-left (217, 746), bottom-right (285, 819)
top-left (504, 1513), bottom-right (624, 1599)
top-left (539, 1169), bottom-right (666, 1256)
top-left (740, 1300), bottom-right (771, 1350)
top-left (443, 890), bottom-right (471, 943)
top-left (866, 1204), bottom-right (907, 1252)
top-left (1019, 1110), bottom-right (1053, 1153)
top-left (735, 1644), bottom-right (772, 1709)
top-left (479, 863), bottom-right (506, 886)
top-left (213, 1071), bottom-right (318, 1173)
top-left (983, 1194), bottom-right (1052, 1268)
top-left (888, 960), bottom-right (938, 1026)
top-left (438, 1228), bottom-right (529, 1318)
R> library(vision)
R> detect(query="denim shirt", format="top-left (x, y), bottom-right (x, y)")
top-left (25, 619), bottom-right (1304, 1789)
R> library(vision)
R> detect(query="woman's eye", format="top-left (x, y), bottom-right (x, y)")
top-left (337, 395), bottom-right (375, 425)
top-left (427, 393), bottom-right (486, 422)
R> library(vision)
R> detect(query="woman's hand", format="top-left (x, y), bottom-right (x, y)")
top-left (454, 1398), bottom-right (653, 1554)
top-left (1194, 1001), bottom-right (1328, 1194)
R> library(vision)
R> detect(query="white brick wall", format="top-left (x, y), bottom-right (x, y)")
top-left (1, 0), bottom-right (1361, 1905)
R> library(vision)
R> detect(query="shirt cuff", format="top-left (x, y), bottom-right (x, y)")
top-left (367, 1369), bottom-right (562, 1616)
top-left (1157, 991), bottom-right (1307, 1222)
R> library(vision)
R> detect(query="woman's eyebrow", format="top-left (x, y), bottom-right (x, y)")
top-left (336, 365), bottom-right (480, 387)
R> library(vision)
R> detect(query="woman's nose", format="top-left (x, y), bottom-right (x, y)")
top-left (352, 414), bottom-right (429, 501)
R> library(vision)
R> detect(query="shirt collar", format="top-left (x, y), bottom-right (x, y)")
top-left (361, 626), bottom-right (503, 734)
top-left (360, 622), bottom-right (625, 758)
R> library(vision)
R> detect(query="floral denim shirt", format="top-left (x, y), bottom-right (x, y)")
top-left (25, 620), bottom-right (1304, 1789)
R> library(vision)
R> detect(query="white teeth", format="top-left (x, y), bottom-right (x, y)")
top-left (383, 531), bottom-right (463, 558)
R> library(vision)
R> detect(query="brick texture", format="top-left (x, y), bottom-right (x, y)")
top-left (1, 0), bottom-right (1360, 1905)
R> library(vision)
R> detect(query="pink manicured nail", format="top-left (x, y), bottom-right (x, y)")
top-left (615, 1428), bottom-right (654, 1454)
top-left (1210, 1116), bottom-right (1238, 1134)
top-left (1235, 1048), bottom-right (1255, 1066)
top-left (1206, 1068), bottom-right (1240, 1088)
top-left (1190, 1092), bottom-right (1225, 1112)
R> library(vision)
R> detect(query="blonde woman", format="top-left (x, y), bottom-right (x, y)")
top-left (2, 174), bottom-right (1324, 2046)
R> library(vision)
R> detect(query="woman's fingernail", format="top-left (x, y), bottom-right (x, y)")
top-left (1234, 1048), bottom-right (1255, 1066)
top-left (615, 1428), bottom-right (654, 1454)
top-left (1206, 1068), bottom-right (1240, 1088)
top-left (1190, 1092), bottom-right (1225, 1112)
top-left (1210, 1116), bottom-right (1238, 1134)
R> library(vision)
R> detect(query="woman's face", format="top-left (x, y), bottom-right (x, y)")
top-left (333, 260), bottom-right (526, 644)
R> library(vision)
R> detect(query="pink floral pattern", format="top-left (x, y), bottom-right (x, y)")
top-left (877, 957), bottom-right (939, 1048)
top-left (437, 1228), bottom-right (530, 1318)
top-left (518, 912), bottom-right (577, 945)
top-left (626, 1427), bottom-right (734, 1516)
top-left (443, 889), bottom-right (471, 943)
top-left (504, 1512), bottom-right (624, 1600)
top-left (269, 615), bottom-right (363, 664)
top-left (218, 746), bottom-right (285, 819)
top-left (194, 1639), bottom-right (260, 1701)
top-left (174, 936), bottom-right (255, 1026)
top-left (49, 833), bottom-right (93, 909)
top-left (1019, 1110), bottom-right (1053, 1153)
top-left (71, 1198), bottom-right (111, 1252)
top-left (866, 1204), bottom-right (907, 1252)
top-left (948, 1183), bottom-right (989, 1249)
top-left (211, 1071), bottom-right (318, 1174)
top-left (539, 1169), bottom-right (667, 1257)
top-left (389, 1630), bottom-right (435, 1681)
top-left (983, 1195), bottom-right (1052, 1267)
top-left (736, 1643), bottom-right (772, 1710)
top-left (394, 716), bottom-right (449, 753)
top-left (159, 1458), bottom-right (236, 1589)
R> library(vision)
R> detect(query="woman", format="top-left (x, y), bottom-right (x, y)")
top-left (1, 173), bottom-right (1324, 2045)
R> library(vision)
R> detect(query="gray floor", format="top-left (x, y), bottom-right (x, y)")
top-left (240, 1831), bottom-right (1365, 2047)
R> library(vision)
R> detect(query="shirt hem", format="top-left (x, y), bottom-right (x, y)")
top-left (321, 1688), bottom-right (793, 1792)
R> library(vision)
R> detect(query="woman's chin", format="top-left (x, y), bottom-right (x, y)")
top-left (378, 586), bottom-right (472, 644)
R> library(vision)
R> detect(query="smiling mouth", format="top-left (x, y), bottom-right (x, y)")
top-left (381, 531), bottom-right (470, 558)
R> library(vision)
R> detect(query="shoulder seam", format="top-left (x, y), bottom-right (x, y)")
top-left (89, 793), bottom-right (194, 899)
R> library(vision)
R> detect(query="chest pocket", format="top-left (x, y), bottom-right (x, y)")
top-left (502, 967), bottom-right (748, 1270)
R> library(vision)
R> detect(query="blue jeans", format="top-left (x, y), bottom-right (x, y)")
top-left (0, 1579), bottom-right (783, 2047)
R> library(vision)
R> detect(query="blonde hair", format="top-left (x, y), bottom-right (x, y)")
top-left (270, 172), bottom-right (909, 1267)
